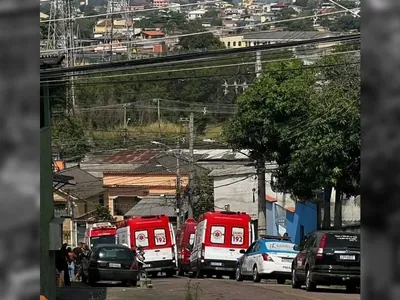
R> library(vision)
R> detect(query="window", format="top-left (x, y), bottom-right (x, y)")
top-left (189, 233), bottom-right (195, 245)
top-left (303, 235), bottom-right (316, 249)
top-left (154, 229), bottom-right (167, 246)
top-left (238, 41), bottom-right (242, 46)
top-left (233, 41), bottom-right (236, 46)
top-left (135, 230), bottom-right (149, 247)
top-left (210, 225), bottom-right (225, 244)
top-left (253, 242), bottom-right (261, 252)
top-left (325, 233), bottom-right (360, 248)
top-left (99, 247), bottom-right (133, 260)
top-left (90, 235), bottom-right (116, 248)
top-left (231, 227), bottom-right (244, 245)
top-left (227, 42), bottom-right (231, 47)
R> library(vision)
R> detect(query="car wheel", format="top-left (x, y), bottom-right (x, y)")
top-left (305, 268), bottom-right (316, 292)
top-left (291, 268), bottom-right (302, 289)
top-left (235, 265), bottom-right (243, 282)
top-left (165, 270), bottom-right (175, 278)
top-left (277, 278), bottom-right (286, 284)
top-left (252, 265), bottom-right (261, 283)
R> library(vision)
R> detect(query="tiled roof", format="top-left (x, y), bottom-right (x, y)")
top-left (266, 194), bottom-right (277, 202)
top-left (142, 30), bottom-right (165, 36)
top-left (103, 149), bottom-right (161, 164)
top-left (56, 166), bottom-right (106, 199)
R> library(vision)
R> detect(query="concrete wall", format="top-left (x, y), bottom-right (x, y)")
top-left (266, 201), bottom-right (275, 235)
top-left (40, 127), bottom-right (56, 300)
top-left (286, 201), bottom-right (318, 245)
top-left (213, 175), bottom-right (258, 219)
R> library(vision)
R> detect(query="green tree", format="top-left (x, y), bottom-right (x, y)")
top-left (287, 19), bottom-right (315, 31)
top-left (224, 56), bottom-right (360, 228)
top-left (52, 117), bottom-right (91, 158)
top-left (193, 174), bottom-right (214, 219)
top-left (92, 204), bottom-right (114, 221)
top-left (329, 15), bottom-right (360, 32)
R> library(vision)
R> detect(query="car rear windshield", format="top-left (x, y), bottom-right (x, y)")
top-left (326, 233), bottom-right (360, 248)
top-left (98, 248), bottom-right (133, 260)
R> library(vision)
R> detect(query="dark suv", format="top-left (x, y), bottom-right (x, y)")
top-left (291, 230), bottom-right (360, 293)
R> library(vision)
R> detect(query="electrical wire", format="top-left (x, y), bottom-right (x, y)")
top-left (41, 49), bottom-right (360, 85)
top-left (40, 33), bottom-right (360, 77)
top-left (40, 1), bottom-right (222, 23)
top-left (40, 8), bottom-right (360, 55)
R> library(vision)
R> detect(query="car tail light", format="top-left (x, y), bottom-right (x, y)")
top-left (316, 234), bottom-right (327, 260)
top-left (262, 253), bottom-right (273, 261)
top-left (201, 244), bottom-right (205, 259)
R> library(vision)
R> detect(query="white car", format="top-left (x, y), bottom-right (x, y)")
top-left (236, 236), bottom-right (298, 284)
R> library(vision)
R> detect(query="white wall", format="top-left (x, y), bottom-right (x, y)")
top-left (213, 175), bottom-right (258, 219)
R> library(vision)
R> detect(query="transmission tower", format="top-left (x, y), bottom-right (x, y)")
top-left (103, 0), bottom-right (117, 62)
top-left (122, 0), bottom-right (133, 60)
top-left (46, 0), bottom-right (76, 113)
top-left (46, 0), bottom-right (75, 68)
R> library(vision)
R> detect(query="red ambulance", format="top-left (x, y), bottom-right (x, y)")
top-left (116, 215), bottom-right (177, 277)
top-left (176, 218), bottom-right (197, 276)
top-left (84, 222), bottom-right (117, 249)
top-left (189, 211), bottom-right (255, 279)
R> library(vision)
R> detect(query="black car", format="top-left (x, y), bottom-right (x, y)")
top-left (291, 230), bottom-right (360, 293)
top-left (85, 244), bottom-right (139, 287)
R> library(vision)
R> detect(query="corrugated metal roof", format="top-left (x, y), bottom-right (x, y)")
top-left (209, 166), bottom-right (256, 177)
top-left (243, 31), bottom-right (340, 41)
top-left (103, 149), bottom-right (161, 164)
top-left (125, 195), bottom-right (181, 217)
top-left (178, 149), bottom-right (250, 161)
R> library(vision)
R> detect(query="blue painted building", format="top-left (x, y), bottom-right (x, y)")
top-left (266, 197), bottom-right (318, 245)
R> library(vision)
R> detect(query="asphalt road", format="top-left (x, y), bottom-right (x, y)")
top-left (57, 276), bottom-right (360, 300)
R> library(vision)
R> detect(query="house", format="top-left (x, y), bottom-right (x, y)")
top-left (266, 197), bottom-right (318, 245)
top-left (141, 30), bottom-right (166, 39)
top-left (103, 153), bottom-right (207, 220)
top-left (188, 9), bottom-right (207, 21)
top-left (220, 35), bottom-right (245, 48)
top-left (242, 31), bottom-right (341, 48)
top-left (153, 0), bottom-right (169, 8)
top-left (53, 166), bottom-right (108, 245)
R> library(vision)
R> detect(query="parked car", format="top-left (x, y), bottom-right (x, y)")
top-left (291, 230), bottom-right (360, 293)
top-left (176, 218), bottom-right (197, 276)
top-left (85, 244), bottom-right (139, 286)
top-left (236, 235), bottom-right (298, 283)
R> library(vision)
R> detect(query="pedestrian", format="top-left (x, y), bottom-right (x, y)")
top-left (57, 243), bottom-right (70, 287)
top-left (282, 232), bottom-right (291, 241)
top-left (80, 244), bottom-right (90, 283)
top-left (73, 243), bottom-right (83, 281)
top-left (67, 247), bottom-right (76, 282)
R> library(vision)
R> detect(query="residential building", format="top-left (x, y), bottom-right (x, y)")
top-left (103, 153), bottom-right (208, 219)
top-left (188, 9), bottom-right (207, 20)
top-left (242, 31), bottom-right (341, 48)
top-left (141, 30), bottom-right (165, 39)
top-left (93, 19), bottom-right (133, 38)
top-left (53, 166), bottom-right (108, 246)
top-left (220, 35), bottom-right (245, 48)
top-left (153, 0), bottom-right (169, 8)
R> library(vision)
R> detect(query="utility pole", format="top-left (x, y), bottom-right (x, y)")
top-left (188, 113), bottom-right (195, 218)
top-left (256, 51), bottom-right (262, 78)
top-left (123, 104), bottom-right (127, 147)
top-left (176, 137), bottom-right (181, 228)
top-left (257, 159), bottom-right (266, 237)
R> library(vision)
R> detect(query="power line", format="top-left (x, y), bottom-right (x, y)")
top-left (41, 50), bottom-right (360, 85)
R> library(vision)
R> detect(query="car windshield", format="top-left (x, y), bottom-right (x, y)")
top-left (326, 233), bottom-right (360, 248)
top-left (90, 235), bottom-right (116, 248)
top-left (98, 247), bottom-right (133, 260)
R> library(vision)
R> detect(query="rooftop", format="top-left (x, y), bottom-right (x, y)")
top-left (243, 31), bottom-right (341, 41)
top-left (102, 149), bottom-right (161, 164)
top-left (125, 194), bottom-right (186, 217)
